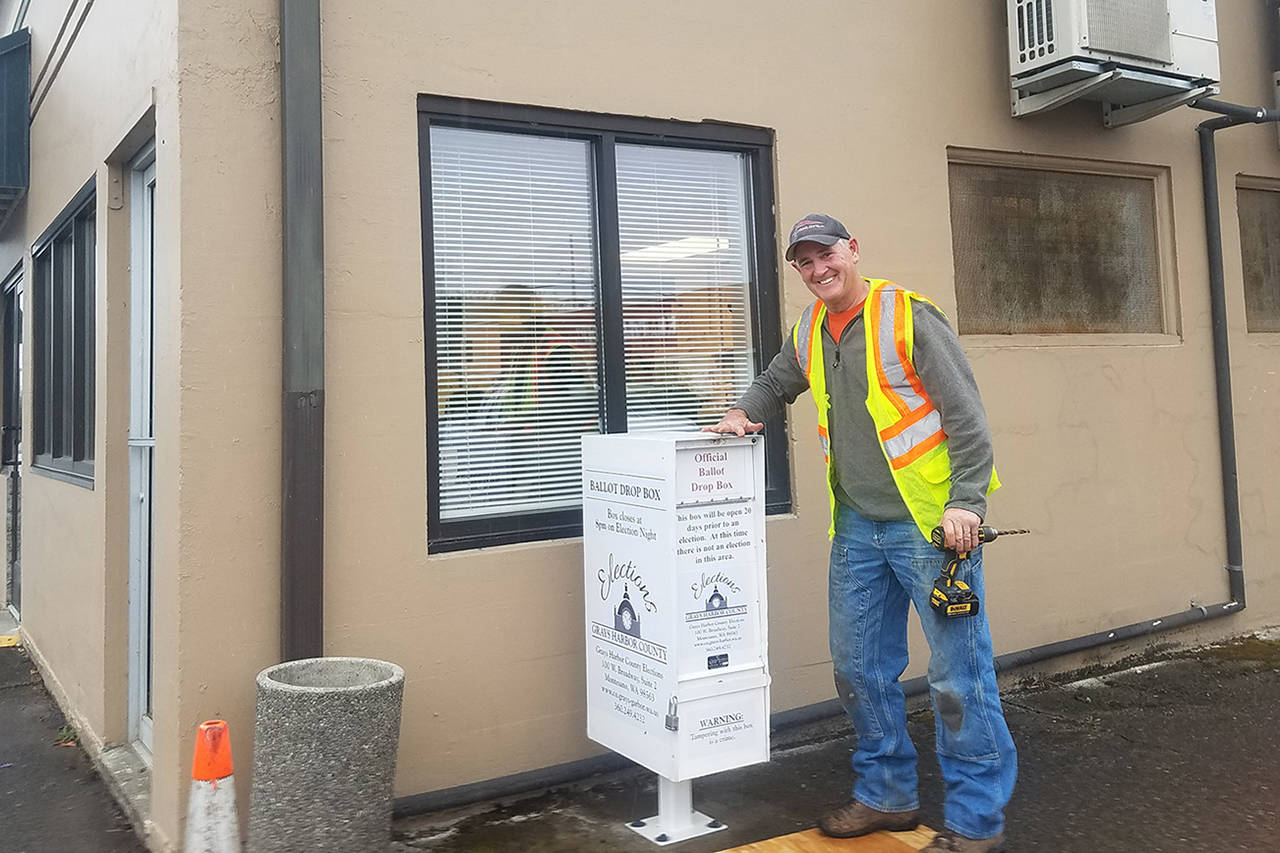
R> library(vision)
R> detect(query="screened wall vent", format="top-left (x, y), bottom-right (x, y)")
top-left (1009, 0), bottom-right (1220, 126)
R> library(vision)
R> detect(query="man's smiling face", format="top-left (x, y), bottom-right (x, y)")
top-left (790, 238), bottom-right (866, 313)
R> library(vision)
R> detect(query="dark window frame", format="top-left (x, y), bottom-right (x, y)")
top-left (31, 177), bottom-right (95, 485)
top-left (418, 95), bottom-right (788, 553)
top-left (1, 262), bottom-right (20, 470)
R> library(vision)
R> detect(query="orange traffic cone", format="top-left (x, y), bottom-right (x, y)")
top-left (184, 720), bottom-right (243, 853)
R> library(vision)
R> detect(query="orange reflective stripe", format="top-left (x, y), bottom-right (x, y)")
top-left (893, 290), bottom-right (908, 359)
top-left (870, 292), bottom-right (913, 418)
top-left (878, 401), bottom-right (937, 441)
top-left (894, 291), bottom-right (929, 400)
top-left (888, 428), bottom-right (945, 470)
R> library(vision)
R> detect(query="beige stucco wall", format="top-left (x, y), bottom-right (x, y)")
top-left (3, 0), bottom-right (176, 756)
top-left (1218, 12), bottom-right (1280, 620)
top-left (4, 1), bottom-right (1278, 849)
top-left (0, 1), bottom-right (180, 848)
top-left (152, 0), bottom-right (284, 843)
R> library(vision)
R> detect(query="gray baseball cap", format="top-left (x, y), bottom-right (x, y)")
top-left (784, 213), bottom-right (851, 261)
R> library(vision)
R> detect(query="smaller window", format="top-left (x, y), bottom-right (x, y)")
top-left (1237, 185), bottom-right (1280, 333)
top-left (32, 180), bottom-right (95, 483)
top-left (948, 158), bottom-right (1165, 336)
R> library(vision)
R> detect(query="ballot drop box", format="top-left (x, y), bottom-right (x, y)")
top-left (582, 432), bottom-right (769, 844)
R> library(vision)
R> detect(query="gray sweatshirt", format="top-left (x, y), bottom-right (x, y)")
top-left (735, 292), bottom-right (994, 521)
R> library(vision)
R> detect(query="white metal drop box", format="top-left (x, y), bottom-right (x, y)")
top-left (582, 432), bottom-right (770, 784)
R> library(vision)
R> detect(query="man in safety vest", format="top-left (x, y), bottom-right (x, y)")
top-left (707, 214), bottom-right (1015, 853)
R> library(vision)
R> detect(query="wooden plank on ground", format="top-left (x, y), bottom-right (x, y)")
top-left (719, 824), bottom-right (935, 852)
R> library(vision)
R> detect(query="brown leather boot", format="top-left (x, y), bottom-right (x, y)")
top-left (921, 828), bottom-right (1006, 852)
top-left (816, 800), bottom-right (920, 838)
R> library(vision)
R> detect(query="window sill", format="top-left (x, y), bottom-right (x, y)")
top-left (961, 331), bottom-right (1182, 349)
top-left (427, 532), bottom-right (585, 561)
top-left (30, 462), bottom-right (94, 489)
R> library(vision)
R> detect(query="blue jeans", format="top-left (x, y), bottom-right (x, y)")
top-left (829, 505), bottom-right (1017, 839)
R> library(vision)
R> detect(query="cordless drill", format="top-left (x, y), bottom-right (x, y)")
top-left (928, 525), bottom-right (1029, 619)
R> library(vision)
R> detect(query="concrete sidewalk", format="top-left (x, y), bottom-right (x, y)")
top-left (1, 619), bottom-right (1277, 852)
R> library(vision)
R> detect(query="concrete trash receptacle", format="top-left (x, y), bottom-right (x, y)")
top-left (247, 657), bottom-right (405, 853)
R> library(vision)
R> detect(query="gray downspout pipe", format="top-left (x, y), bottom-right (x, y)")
top-left (1190, 96), bottom-right (1280, 610)
top-left (279, 0), bottom-right (325, 660)
top-left (1271, 1), bottom-right (1280, 130)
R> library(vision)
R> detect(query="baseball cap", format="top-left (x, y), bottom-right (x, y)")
top-left (784, 213), bottom-right (851, 261)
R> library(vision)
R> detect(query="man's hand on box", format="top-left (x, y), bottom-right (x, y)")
top-left (703, 408), bottom-right (763, 437)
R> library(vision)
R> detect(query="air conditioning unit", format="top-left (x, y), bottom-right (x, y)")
top-left (1008, 0), bottom-right (1220, 126)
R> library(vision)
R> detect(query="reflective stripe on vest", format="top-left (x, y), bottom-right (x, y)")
top-left (793, 302), bottom-right (830, 463)
top-left (867, 286), bottom-right (946, 469)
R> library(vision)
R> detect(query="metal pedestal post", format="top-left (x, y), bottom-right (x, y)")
top-left (627, 776), bottom-right (727, 846)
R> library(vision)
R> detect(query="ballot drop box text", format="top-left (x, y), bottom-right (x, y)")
top-left (582, 432), bottom-right (770, 787)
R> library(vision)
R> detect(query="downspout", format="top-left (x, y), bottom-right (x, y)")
top-left (1187, 96), bottom-right (1280, 613)
top-left (279, 0), bottom-right (325, 660)
top-left (1271, 0), bottom-right (1280, 137)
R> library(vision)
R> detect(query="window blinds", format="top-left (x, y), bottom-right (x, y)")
top-left (431, 126), bottom-right (601, 520)
top-left (616, 145), bottom-right (755, 431)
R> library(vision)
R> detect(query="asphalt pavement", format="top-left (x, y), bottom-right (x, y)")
top-left (391, 630), bottom-right (1280, 853)
top-left (1, 617), bottom-right (1277, 852)
top-left (0, 611), bottom-right (145, 853)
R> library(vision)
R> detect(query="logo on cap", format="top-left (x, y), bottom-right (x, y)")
top-left (785, 213), bottom-right (850, 260)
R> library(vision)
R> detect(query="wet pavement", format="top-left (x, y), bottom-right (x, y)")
top-left (391, 633), bottom-right (1280, 853)
top-left (0, 635), bottom-right (146, 853)
top-left (1, 625), bottom-right (1277, 852)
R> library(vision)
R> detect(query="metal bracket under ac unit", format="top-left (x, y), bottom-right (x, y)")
top-left (1011, 59), bottom-right (1220, 126)
top-left (1012, 68), bottom-right (1124, 117)
top-left (1102, 85), bottom-right (1216, 127)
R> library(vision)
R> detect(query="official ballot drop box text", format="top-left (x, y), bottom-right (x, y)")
top-left (582, 432), bottom-right (770, 782)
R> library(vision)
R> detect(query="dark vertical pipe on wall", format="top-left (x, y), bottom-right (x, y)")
top-left (1191, 96), bottom-right (1280, 608)
top-left (1269, 1), bottom-right (1280, 129)
top-left (1195, 116), bottom-right (1245, 604)
top-left (280, 0), bottom-right (325, 660)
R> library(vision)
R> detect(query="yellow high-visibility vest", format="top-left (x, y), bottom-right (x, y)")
top-left (791, 279), bottom-right (999, 539)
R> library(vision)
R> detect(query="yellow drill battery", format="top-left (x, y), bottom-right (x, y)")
top-left (930, 573), bottom-right (980, 618)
